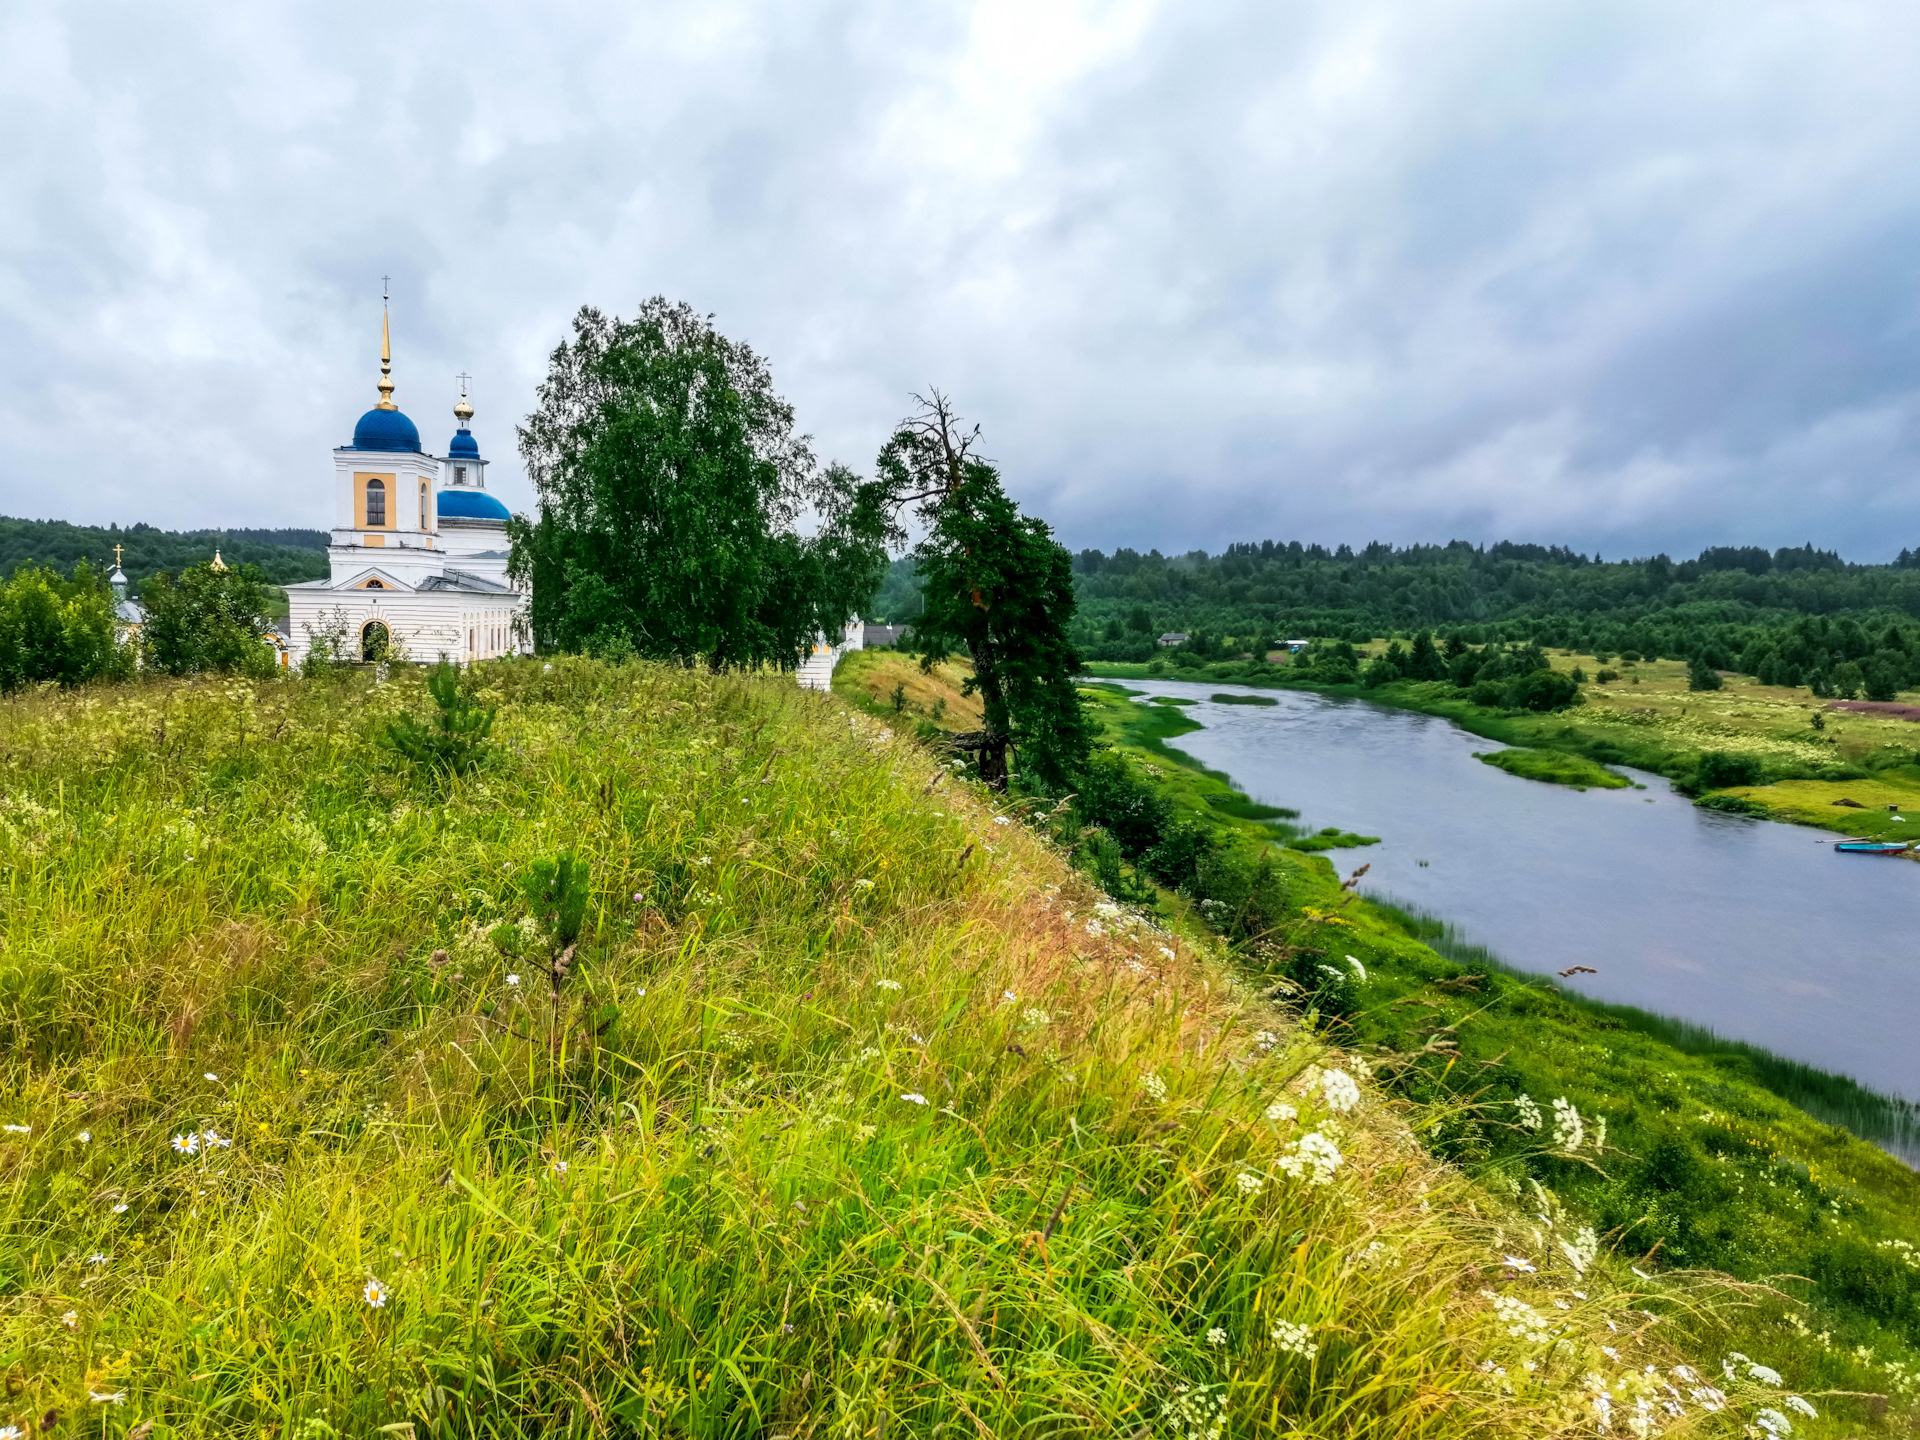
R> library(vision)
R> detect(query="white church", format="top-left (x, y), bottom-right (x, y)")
top-left (285, 314), bottom-right (530, 665)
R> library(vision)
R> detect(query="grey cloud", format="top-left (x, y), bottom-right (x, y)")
top-left (4, 0), bottom-right (1920, 560)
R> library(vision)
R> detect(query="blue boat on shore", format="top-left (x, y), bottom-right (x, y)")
top-left (1834, 839), bottom-right (1915, 854)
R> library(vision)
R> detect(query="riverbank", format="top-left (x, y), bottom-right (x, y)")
top-left (839, 651), bottom-right (1920, 1424)
top-left (1085, 654), bottom-right (1920, 837)
top-left (1113, 681), bottom-right (1920, 1427)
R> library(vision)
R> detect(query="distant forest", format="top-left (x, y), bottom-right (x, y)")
top-left (1063, 539), bottom-right (1920, 687)
top-left (869, 538), bottom-right (1920, 694)
top-left (0, 517), bottom-right (329, 587)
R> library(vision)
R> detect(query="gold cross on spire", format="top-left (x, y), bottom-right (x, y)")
top-left (112, 543), bottom-right (123, 567)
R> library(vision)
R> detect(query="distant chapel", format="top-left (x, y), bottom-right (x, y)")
top-left (285, 313), bottom-right (530, 665)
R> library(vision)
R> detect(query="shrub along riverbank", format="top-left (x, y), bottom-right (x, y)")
top-left (847, 650), bottom-right (1920, 1428)
top-left (0, 658), bottom-right (1751, 1438)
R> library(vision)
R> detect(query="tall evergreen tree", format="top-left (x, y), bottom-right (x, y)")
top-left (875, 393), bottom-right (1093, 792)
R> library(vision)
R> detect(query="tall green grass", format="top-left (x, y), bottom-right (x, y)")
top-left (0, 662), bottom-right (1691, 1438)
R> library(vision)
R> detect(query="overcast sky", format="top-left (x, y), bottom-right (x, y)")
top-left (6, 1), bottom-right (1920, 560)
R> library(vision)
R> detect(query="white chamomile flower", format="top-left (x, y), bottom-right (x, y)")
top-left (505, 974), bottom-right (521, 987)
top-left (363, 1277), bottom-right (390, 1308)
top-left (901, 1092), bottom-right (929, 1105)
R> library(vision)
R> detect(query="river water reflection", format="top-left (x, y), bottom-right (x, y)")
top-left (1121, 679), bottom-right (1920, 1103)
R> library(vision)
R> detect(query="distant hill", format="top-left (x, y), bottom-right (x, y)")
top-left (0, 517), bottom-right (330, 587)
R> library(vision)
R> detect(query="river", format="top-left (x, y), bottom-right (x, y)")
top-left (1119, 679), bottom-right (1920, 1107)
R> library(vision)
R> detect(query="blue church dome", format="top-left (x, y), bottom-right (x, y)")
top-left (438, 488), bottom-right (511, 521)
top-left (352, 407), bottom-right (422, 452)
top-left (448, 429), bottom-right (481, 459)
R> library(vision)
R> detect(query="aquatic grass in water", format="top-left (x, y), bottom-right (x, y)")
top-left (1369, 900), bottom-right (1920, 1163)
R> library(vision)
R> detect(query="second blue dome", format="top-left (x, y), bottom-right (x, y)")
top-left (437, 488), bottom-right (511, 521)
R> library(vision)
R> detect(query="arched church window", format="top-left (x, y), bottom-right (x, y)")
top-left (361, 620), bottom-right (390, 662)
top-left (419, 480), bottom-right (429, 530)
top-left (365, 478), bottom-right (387, 527)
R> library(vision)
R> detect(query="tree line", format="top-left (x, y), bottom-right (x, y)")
top-left (0, 517), bottom-right (327, 586)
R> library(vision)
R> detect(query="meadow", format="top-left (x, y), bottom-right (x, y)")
top-left (0, 659), bottom-right (1743, 1438)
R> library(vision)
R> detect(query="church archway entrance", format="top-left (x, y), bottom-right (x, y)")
top-left (360, 620), bottom-right (391, 662)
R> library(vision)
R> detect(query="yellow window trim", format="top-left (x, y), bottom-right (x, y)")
top-left (354, 471), bottom-right (396, 529)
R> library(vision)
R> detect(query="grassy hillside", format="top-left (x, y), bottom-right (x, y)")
top-left (835, 652), bottom-right (1920, 1432)
top-left (0, 659), bottom-right (1729, 1438)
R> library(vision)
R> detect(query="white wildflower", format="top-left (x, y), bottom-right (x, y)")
top-left (363, 1277), bottom-right (390, 1308)
top-left (111, 1204), bottom-right (127, 1214)
top-left (1490, 1294), bottom-right (1554, 1344)
top-left (549, 1160), bottom-right (568, 1176)
top-left (204, 1073), bottom-right (219, 1081)
top-left (901, 1092), bottom-right (928, 1105)
top-left (1783, 1396), bottom-right (1817, 1419)
top-left (1234, 1171), bottom-right (1265, 1196)
top-left (1021, 1008), bottom-right (1051, 1027)
top-left (1319, 1068), bottom-right (1361, 1113)
top-left (853, 878), bottom-right (875, 889)
top-left (1000, 990), bottom-right (1017, 1003)
top-left (1592, 1115), bottom-right (1607, 1151)
top-left (1206, 1326), bottom-right (1227, 1348)
top-left (1265, 1101), bottom-right (1297, 1123)
top-left (1502, 1255), bottom-right (1537, 1273)
top-left (1746, 1361), bottom-right (1783, 1386)
top-left (1158, 946), bottom-right (1175, 961)
top-left (1550, 1097), bottom-right (1585, 1150)
top-left (1344, 954), bottom-right (1367, 982)
top-left (76, 1131), bottom-right (89, 1144)
top-left (994, 816), bottom-right (1012, 826)
top-left (1754, 1408), bottom-right (1792, 1438)
top-left (1140, 1074), bottom-right (1168, 1103)
top-left (1253, 1030), bottom-right (1279, 1052)
top-left (505, 974), bottom-right (521, 988)
top-left (1275, 1131), bottom-right (1343, 1186)
top-left (88, 1393), bottom-right (125, 1405)
top-left (876, 978), bottom-right (904, 992)
top-left (86, 1252), bottom-right (109, 1264)
top-left (170, 1132), bottom-right (200, 1156)
top-left (1512, 1095), bottom-right (1542, 1131)
top-left (1559, 1226), bottom-right (1599, 1275)
top-left (1, 1124), bottom-right (29, 1135)
top-left (1269, 1320), bottom-right (1317, 1358)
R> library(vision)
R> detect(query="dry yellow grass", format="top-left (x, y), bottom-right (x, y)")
top-left (835, 647), bottom-right (985, 728)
